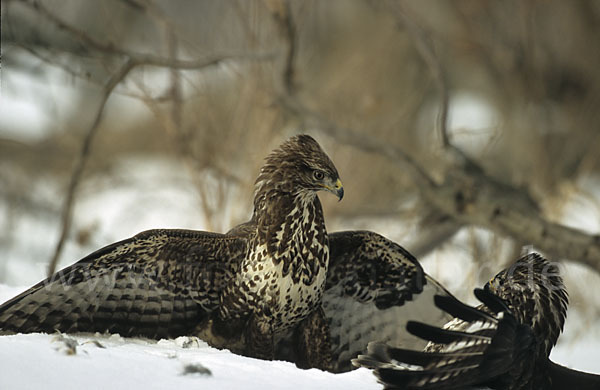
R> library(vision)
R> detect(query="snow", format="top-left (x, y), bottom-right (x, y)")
top-left (0, 333), bottom-right (378, 390)
top-left (0, 287), bottom-right (379, 390)
top-left (1, 281), bottom-right (598, 390)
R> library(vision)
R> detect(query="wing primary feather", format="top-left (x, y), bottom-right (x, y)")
top-left (433, 294), bottom-right (497, 324)
top-left (0, 229), bottom-right (246, 339)
top-left (406, 321), bottom-right (489, 345)
top-left (354, 254), bottom-right (590, 389)
top-left (384, 346), bottom-right (483, 367)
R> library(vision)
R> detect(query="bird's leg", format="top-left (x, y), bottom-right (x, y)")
top-left (245, 314), bottom-right (275, 360)
top-left (294, 306), bottom-right (334, 371)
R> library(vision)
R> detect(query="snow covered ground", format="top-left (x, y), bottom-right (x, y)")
top-left (0, 332), bottom-right (379, 390)
top-left (0, 286), bottom-right (379, 390)
top-left (1, 282), bottom-right (598, 390)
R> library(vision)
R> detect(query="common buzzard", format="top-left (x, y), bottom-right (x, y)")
top-left (0, 134), bottom-right (344, 365)
top-left (0, 134), bottom-right (452, 371)
top-left (354, 253), bottom-right (600, 389)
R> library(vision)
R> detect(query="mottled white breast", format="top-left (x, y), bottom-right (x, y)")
top-left (239, 195), bottom-right (329, 332)
top-left (242, 240), bottom-right (328, 331)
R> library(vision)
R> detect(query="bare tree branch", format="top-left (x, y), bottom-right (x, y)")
top-left (280, 95), bottom-right (439, 193)
top-left (18, 0), bottom-right (275, 70)
top-left (391, 2), bottom-right (450, 149)
top-left (268, 1), bottom-right (600, 271)
top-left (165, 26), bottom-right (217, 231)
top-left (47, 58), bottom-right (135, 276)
top-left (389, 1), bottom-right (484, 176)
top-left (43, 10), bottom-right (259, 274)
top-left (433, 168), bottom-right (600, 269)
top-left (287, 91), bottom-right (600, 268)
top-left (409, 213), bottom-right (463, 258)
top-left (263, 0), bottom-right (297, 95)
top-left (12, 42), bottom-right (93, 81)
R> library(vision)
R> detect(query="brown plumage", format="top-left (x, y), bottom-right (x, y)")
top-left (0, 134), bottom-right (343, 364)
top-left (354, 253), bottom-right (600, 389)
top-left (0, 134), bottom-right (453, 372)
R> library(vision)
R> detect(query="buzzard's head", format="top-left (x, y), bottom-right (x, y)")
top-left (485, 253), bottom-right (568, 357)
top-left (255, 134), bottom-right (343, 201)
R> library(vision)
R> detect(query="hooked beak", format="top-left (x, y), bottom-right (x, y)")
top-left (323, 178), bottom-right (344, 201)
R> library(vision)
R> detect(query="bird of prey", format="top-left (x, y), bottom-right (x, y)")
top-left (354, 253), bottom-right (600, 389)
top-left (0, 134), bottom-right (453, 372)
top-left (0, 134), bottom-right (345, 365)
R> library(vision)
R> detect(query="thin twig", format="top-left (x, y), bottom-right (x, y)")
top-left (390, 2), bottom-right (449, 148)
top-left (390, 2), bottom-right (483, 171)
top-left (301, 87), bottom-right (600, 268)
top-left (264, 0), bottom-right (297, 94)
top-left (264, 0), bottom-right (437, 189)
top-left (266, 0), bottom-right (439, 198)
top-left (47, 59), bottom-right (135, 276)
top-left (166, 26), bottom-right (214, 231)
top-left (279, 1), bottom-right (297, 95)
top-left (280, 95), bottom-right (439, 193)
top-left (272, 1), bottom-right (600, 270)
top-left (19, 0), bottom-right (275, 70)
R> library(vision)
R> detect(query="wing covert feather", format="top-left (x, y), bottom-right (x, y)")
top-left (0, 229), bottom-right (248, 339)
top-left (319, 231), bottom-right (452, 372)
top-left (354, 289), bottom-right (536, 389)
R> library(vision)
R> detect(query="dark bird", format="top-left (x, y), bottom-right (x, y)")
top-left (354, 253), bottom-right (600, 389)
top-left (0, 134), bottom-right (344, 364)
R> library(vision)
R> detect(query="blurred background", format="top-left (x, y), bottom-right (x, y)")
top-left (1, 0), bottom-right (599, 370)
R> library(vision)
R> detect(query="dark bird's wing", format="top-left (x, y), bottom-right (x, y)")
top-left (276, 231), bottom-right (452, 373)
top-left (0, 229), bottom-right (247, 339)
top-left (354, 288), bottom-right (536, 389)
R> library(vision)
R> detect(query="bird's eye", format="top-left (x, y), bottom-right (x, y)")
top-left (313, 170), bottom-right (325, 180)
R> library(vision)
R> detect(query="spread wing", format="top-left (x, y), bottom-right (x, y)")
top-left (0, 229), bottom-right (247, 339)
top-left (355, 288), bottom-right (536, 389)
top-left (275, 231), bottom-right (452, 373)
